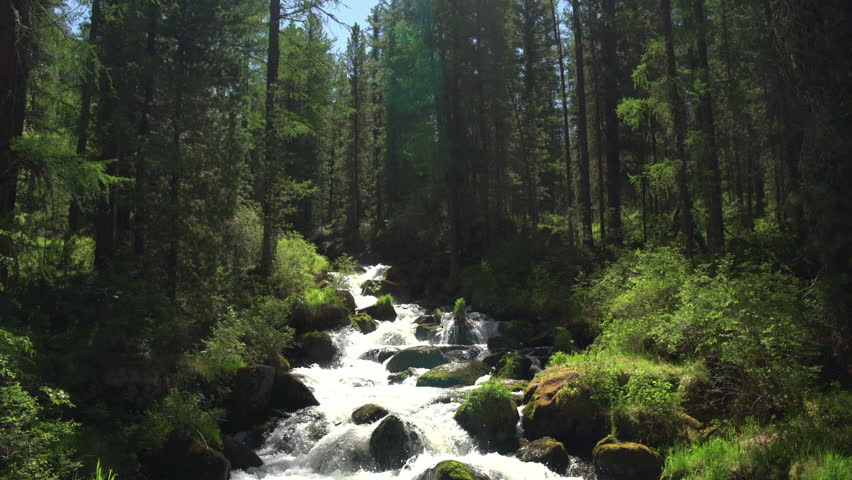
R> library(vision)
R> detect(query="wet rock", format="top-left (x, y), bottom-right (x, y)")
top-left (516, 437), bottom-right (570, 473)
top-left (369, 415), bottom-right (423, 471)
top-left (415, 460), bottom-right (491, 480)
top-left (360, 279), bottom-right (408, 300)
top-left (482, 352), bottom-right (506, 367)
top-left (350, 313), bottom-right (377, 334)
top-left (291, 302), bottom-right (350, 333)
top-left (415, 323), bottom-right (440, 342)
top-left (487, 335), bottom-right (520, 352)
top-left (223, 434), bottom-right (263, 470)
top-left (454, 382), bottom-right (519, 453)
top-left (361, 347), bottom-right (401, 363)
top-left (146, 433), bottom-right (230, 480)
top-left (270, 371), bottom-right (319, 412)
top-left (386, 346), bottom-right (450, 373)
top-left (416, 361), bottom-right (490, 388)
top-left (295, 331), bottom-right (337, 366)
top-left (494, 353), bottom-right (533, 380)
top-left (362, 300), bottom-right (397, 322)
top-left (388, 368), bottom-right (418, 384)
top-left (592, 437), bottom-right (663, 480)
top-left (229, 365), bottom-right (276, 428)
top-left (352, 404), bottom-right (390, 425)
top-left (439, 345), bottom-right (482, 362)
top-left (336, 289), bottom-right (357, 312)
top-left (521, 369), bottom-right (609, 456)
top-left (231, 430), bottom-right (265, 451)
top-left (495, 378), bottom-right (529, 392)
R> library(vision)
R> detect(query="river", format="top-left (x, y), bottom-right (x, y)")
top-left (232, 265), bottom-right (592, 480)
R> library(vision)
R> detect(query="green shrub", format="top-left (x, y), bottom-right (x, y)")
top-left (139, 391), bottom-right (223, 451)
top-left (554, 327), bottom-right (575, 352)
top-left (454, 297), bottom-right (467, 321)
top-left (459, 380), bottom-right (513, 414)
top-left (304, 288), bottom-right (342, 309)
top-left (93, 459), bottom-right (118, 480)
top-left (271, 232), bottom-right (329, 296)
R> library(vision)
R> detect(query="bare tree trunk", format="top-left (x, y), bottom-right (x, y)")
top-left (259, 0), bottom-right (281, 278)
top-left (549, 0), bottom-right (575, 244)
top-left (661, 0), bottom-right (694, 256)
top-left (602, 0), bottom-right (622, 244)
top-left (570, 0), bottom-right (593, 247)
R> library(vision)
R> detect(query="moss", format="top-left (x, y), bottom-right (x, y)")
top-left (350, 313), bottom-right (377, 334)
top-left (416, 361), bottom-right (490, 388)
top-left (351, 404), bottom-right (389, 425)
top-left (494, 353), bottom-right (531, 380)
top-left (593, 441), bottom-right (663, 480)
top-left (377, 294), bottom-right (394, 306)
top-left (454, 381), bottom-right (519, 452)
top-left (424, 460), bottom-right (487, 480)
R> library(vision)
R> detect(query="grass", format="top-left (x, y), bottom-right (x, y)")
top-left (303, 288), bottom-right (342, 308)
top-left (453, 297), bottom-right (467, 320)
top-left (376, 294), bottom-right (394, 306)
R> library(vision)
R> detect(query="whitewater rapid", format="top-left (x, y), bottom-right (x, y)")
top-left (232, 265), bottom-right (588, 480)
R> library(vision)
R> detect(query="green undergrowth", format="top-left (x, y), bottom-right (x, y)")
top-left (376, 294), bottom-right (394, 306)
top-left (663, 390), bottom-right (852, 479)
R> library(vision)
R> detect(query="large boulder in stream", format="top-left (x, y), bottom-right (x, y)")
top-left (414, 315), bottom-right (441, 342)
top-left (516, 437), bottom-right (570, 473)
top-left (352, 404), bottom-right (390, 425)
top-left (290, 302), bottom-right (350, 333)
top-left (454, 381), bottom-right (520, 453)
top-left (386, 346), bottom-right (450, 373)
top-left (270, 371), bottom-right (319, 412)
top-left (521, 368), bottom-right (609, 456)
top-left (369, 415), bottom-right (423, 470)
top-left (416, 361), bottom-right (490, 388)
top-left (229, 365), bottom-right (276, 428)
top-left (592, 437), bottom-right (663, 480)
top-left (294, 331), bottom-right (337, 366)
top-left (223, 434), bottom-right (263, 470)
top-left (361, 346), bottom-right (401, 363)
top-left (145, 433), bottom-right (230, 480)
top-left (362, 299), bottom-right (397, 322)
top-left (493, 353), bottom-right (533, 380)
top-left (360, 279), bottom-right (408, 300)
top-left (415, 460), bottom-right (492, 480)
top-left (336, 289), bottom-right (357, 312)
top-left (350, 313), bottom-right (377, 333)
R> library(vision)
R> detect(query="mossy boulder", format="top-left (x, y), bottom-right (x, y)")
top-left (362, 299), bottom-right (397, 322)
top-left (415, 460), bottom-right (491, 480)
top-left (516, 437), bottom-right (570, 473)
top-left (592, 437), bottom-right (663, 480)
top-left (361, 279), bottom-right (408, 299)
top-left (417, 361), bottom-right (490, 388)
top-left (521, 368), bottom-right (609, 456)
top-left (336, 289), bottom-right (357, 312)
top-left (454, 382), bottom-right (519, 453)
top-left (369, 415), bottom-right (423, 471)
top-left (494, 353), bottom-right (533, 380)
top-left (147, 433), bottom-right (230, 480)
top-left (386, 346), bottom-right (450, 373)
top-left (296, 331), bottom-right (337, 366)
top-left (270, 371), bottom-right (319, 412)
top-left (291, 302), bottom-right (349, 333)
top-left (352, 404), bottom-right (389, 425)
top-left (351, 313), bottom-right (377, 334)
top-left (612, 408), bottom-right (702, 448)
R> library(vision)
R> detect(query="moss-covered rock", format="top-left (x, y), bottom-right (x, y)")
top-left (362, 297), bottom-right (397, 321)
top-left (386, 346), bottom-right (450, 373)
top-left (494, 353), bottom-right (533, 380)
top-left (521, 368), bottom-right (608, 456)
top-left (417, 361), bottom-right (491, 388)
top-left (454, 382), bottom-right (519, 453)
top-left (516, 437), bottom-right (570, 473)
top-left (361, 346), bottom-right (401, 363)
top-left (612, 408), bottom-right (702, 448)
top-left (415, 460), bottom-right (491, 480)
top-left (229, 365), bottom-right (276, 430)
top-left (291, 302), bottom-right (350, 333)
top-left (351, 313), bottom-right (377, 334)
top-left (296, 331), bottom-right (337, 366)
top-left (352, 404), bottom-right (389, 425)
top-left (147, 433), bottom-right (230, 480)
top-left (369, 415), bottom-right (423, 470)
top-left (336, 289), bottom-right (357, 312)
top-left (592, 437), bottom-right (663, 480)
top-left (223, 434), bottom-right (263, 470)
top-left (495, 378), bottom-right (529, 392)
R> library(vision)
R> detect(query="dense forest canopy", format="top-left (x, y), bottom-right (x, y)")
top-left (0, 0), bottom-right (850, 479)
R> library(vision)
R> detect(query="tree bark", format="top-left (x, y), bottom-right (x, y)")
top-left (549, 0), bottom-right (575, 243)
top-left (602, 0), bottom-right (622, 244)
top-left (570, 0), bottom-right (593, 247)
top-left (661, 0), bottom-right (694, 256)
top-left (259, 0), bottom-right (281, 278)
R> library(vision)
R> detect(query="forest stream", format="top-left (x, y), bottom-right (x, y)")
top-left (232, 265), bottom-right (593, 480)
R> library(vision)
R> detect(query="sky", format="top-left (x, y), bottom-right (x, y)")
top-left (324, 1), bottom-right (380, 52)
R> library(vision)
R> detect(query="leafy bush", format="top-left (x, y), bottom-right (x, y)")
top-left (376, 294), bottom-right (394, 307)
top-left (271, 232), bottom-right (329, 296)
top-left (304, 288), bottom-right (342, 309)
top-left (139, 391), bottom-right (223, 451)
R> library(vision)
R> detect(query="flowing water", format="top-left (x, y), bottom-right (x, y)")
top-left (232, 265), bottom-right (592, 480)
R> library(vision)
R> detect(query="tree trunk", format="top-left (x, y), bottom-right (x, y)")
top-left (134, 1), bottom-right (157, 265)
top-left (570, 0), bottom-right (593, 247)
top-left (694, 0), bottom-right (724, 253)
top-left (549, 0), bottom-right (575, 243)
top-left (661, 0), bottom-right (694, 256)
top-left (602, 0), bottom-right (622, 244)
top-left (259, 0), bottom-right (281, 278)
